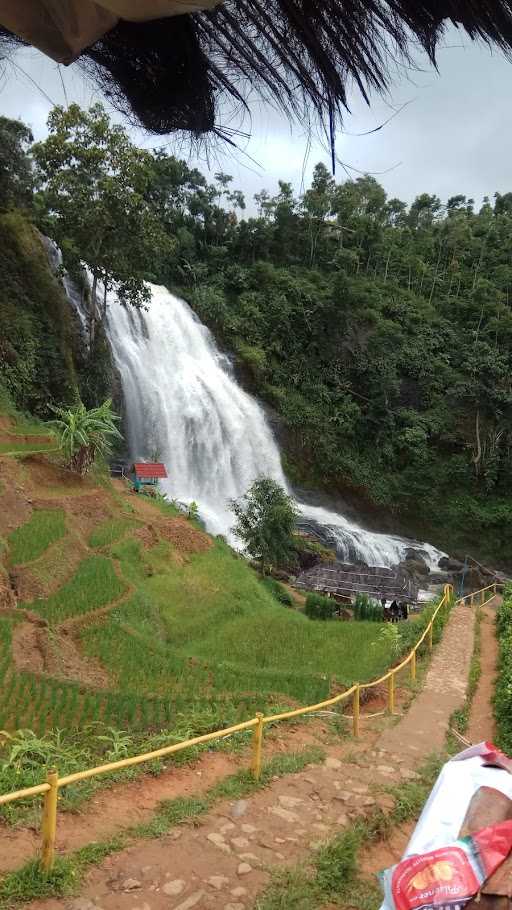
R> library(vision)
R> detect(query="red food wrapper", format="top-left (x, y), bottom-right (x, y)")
top-left (380, 820), bottom-right (512, 910)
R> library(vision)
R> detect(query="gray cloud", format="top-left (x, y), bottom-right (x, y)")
top-left (1, 27), bottom-right (511, 209)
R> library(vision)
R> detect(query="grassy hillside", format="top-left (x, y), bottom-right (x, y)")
top-left (0, 396), bottom-right (403, 753)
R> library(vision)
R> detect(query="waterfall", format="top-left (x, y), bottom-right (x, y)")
top-left (105, 284), bottom-right (445, 570)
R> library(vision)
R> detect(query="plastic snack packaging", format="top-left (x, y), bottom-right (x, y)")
top-left (379, 744), bottom-right (512, 910)
top-left (380, 820), bottom-right (512, 910)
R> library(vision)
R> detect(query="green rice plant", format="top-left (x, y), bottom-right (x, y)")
top-left (0, 441), bottom-right (57, 456)
top-left (261, 576), bottom-right (293, 606)
top-left (21, 556), bottom-right (127, 624)
top-left (89, 517), bottom-right (140, 549)
top-left (7, 509), bottom-right (66, 564)
top-left (304, 592), bottom-right (337, 620)
top-left (353, 594), bottom-right (384, 622)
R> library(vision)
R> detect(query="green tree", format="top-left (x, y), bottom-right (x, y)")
top-left (0, 116), bottom-right (34, 211)
top-left (51, 398), bottom-right (121, 475)
top-left (32, 103), bottom-right (172, 346)
top-left (230, 478), bottom-right (298, 575)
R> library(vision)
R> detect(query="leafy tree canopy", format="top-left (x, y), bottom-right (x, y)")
top-left (231, 478), bottom-right (298, 575)
top-left (32, 103), bottom-right (172, 344)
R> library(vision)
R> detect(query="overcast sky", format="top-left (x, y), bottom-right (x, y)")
top-left (1, 26), bottom-right (511, 211)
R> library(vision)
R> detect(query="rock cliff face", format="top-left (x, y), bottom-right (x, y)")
top-left (0, 212), bottom-right (116, 417)
top-left (0, 212), bottom-right (78, 414)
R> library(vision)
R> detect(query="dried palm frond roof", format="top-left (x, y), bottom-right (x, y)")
top-left (1, 0), bottom-right (512, 137)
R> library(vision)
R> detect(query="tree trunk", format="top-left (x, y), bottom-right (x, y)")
top-left (102, 276), bottom-right (108, 320)
top-left (90, 274), bottom-right (98, 349)
top-left (384, 248), bottom-right (392, 283)
top-left (472, 408), bottom-right (482, 477)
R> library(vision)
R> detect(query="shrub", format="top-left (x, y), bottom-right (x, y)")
top-left (305, 592), bottom-right (337, 621)
top-left (495, 589), bottom-right (512, 754)
top-left (261, 576), bottom-right (293, 606)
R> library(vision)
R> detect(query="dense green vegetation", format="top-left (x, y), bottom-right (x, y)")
top-left (1, 102), bottom-right (511, 565)
top-left (494, 586), bottom-right (512, 753)
top-left (165, 170), bottom-right (512, 566)
top-left (7, 509), bottom-right (66, 565)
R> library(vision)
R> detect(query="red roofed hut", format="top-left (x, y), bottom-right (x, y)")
top-left (132, 462), bottom-right (167, 493)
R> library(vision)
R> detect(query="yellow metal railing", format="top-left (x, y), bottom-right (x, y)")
top-left (0, 581), bottom-right (502, 872)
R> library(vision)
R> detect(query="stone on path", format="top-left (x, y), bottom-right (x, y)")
top-left (231, 836), bottom-right (251, 849)
top-left (163, 880), bottom-right (187, 896)
top-left (230, 887), bottom-right (247, 897)
top-left (237, 863), bottom-right (253, 876)
top-left (207, 832), bottom-right (231, 853)
top-left (173, 891), bottom-right (206, 910)
top-left (324, 757), bottom-right (342, 770)
top-left (67, 901), bottom-right (99, 910)
top-left (225, 904), bottom-right (245, 910)
top-left (278, 795), bottom-right (303, 809)
top-left (207, 876), bottom-right (230, 891)
top-left (122, 878), bottom-right (141, 891)
top-left (269, 806), bottom-right (299, 823)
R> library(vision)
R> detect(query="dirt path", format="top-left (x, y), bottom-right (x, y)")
top-left (467, 599), bottom-right (501, 745)
top-left (20, 599), bottom-right (479, 910)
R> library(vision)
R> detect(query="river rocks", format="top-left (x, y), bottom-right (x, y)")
top-left (403, 553), bottom-right (430, 577)
top-left (438, 556), bottom-right (464, 573)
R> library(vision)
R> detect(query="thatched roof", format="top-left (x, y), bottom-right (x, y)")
top-left (2, 1), bottom-right (512, 137)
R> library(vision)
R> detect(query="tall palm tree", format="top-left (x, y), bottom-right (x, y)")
top-left (51, 399), bottom-right (122, 476)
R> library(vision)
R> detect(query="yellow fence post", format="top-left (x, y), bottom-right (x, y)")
top-left (251, 713), bottom-right (264, 781)
top-left (470, 594), bottom-right (474, 607)
top-left (410, 650), bottom-right (417, 682)
top-left (41, 769), bottom-right (58, 874)
top-left (387, 672), bottom-right (395, 715)
top-left (352, 685), bottom-right (360, 738)
top-left (428, 622), bottom-right (433, 652)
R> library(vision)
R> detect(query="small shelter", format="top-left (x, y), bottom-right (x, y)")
top-left (131, 462), bottom-right (167, 493)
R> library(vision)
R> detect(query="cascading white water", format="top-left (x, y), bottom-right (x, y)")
top-left (106, 284), bottom-right (446, 569)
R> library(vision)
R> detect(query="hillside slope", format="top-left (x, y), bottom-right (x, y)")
top-left (0, 403), bottom-right (401, 748)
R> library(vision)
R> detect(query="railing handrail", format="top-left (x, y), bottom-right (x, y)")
top-left (0, 580), bottom-right (503, 871)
